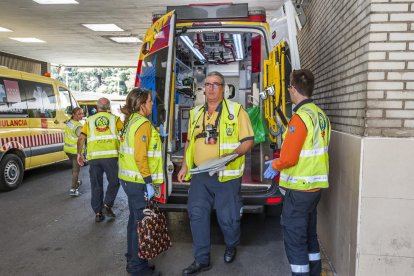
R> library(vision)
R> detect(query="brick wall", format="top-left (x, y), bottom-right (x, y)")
top-left (297, 0), bottom-right (414, 137)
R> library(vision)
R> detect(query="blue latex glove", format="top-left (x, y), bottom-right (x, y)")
top-left (145, 183), bottom-right (155, 199)
top-left (263, 159), bottom-right (279, 179)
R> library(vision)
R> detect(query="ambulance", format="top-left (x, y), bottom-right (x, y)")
top-left (71, 91), bottom-right (126, 120)
top-left (0, 67), bottom-right (78, 191)
top-left (136, 3), bottom-right (300, 213)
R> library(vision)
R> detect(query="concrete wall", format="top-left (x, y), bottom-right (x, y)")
top-left (319, 131), bottom-right (361, 276)
top-left (320, 133), bottom-right (414, 275)
top-left (357, 137), bottom-right (414, 275)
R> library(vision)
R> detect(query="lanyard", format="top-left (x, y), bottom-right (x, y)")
top-left (202, 103), bottom-right (223, 133)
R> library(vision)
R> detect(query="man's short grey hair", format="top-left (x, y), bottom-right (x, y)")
top-left (207, 71), bottom-right (225, 85)
top-left (97, 97), bottom-right (111, 112)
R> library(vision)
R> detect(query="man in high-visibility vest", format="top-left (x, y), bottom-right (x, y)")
top-left (178, 71), bottom-right (254, 275)
top-left (264, 69), bottom-right (331, 276)
top-left (77, 98), bottom-right (123, 222)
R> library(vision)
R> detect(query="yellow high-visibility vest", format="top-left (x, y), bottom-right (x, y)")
top-left (185, 99), bottom-right (245, 182)
top-left (64, 119), bottom-right (82, 154)
top-left (279, 102), bottom-right (331, 190)
top-left (118, 114), bottom-right (163, 184)
top-left (86, 112), bottom-right (120, 160)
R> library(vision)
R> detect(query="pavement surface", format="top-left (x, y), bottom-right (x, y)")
top-left (0, 161), bottom-right (333, 276)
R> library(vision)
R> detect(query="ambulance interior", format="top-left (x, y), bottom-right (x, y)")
top-left (171, 28), bottom-right (271, 188)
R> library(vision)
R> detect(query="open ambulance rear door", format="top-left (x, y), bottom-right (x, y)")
top-left (135, 11), bottom-right (176, 203)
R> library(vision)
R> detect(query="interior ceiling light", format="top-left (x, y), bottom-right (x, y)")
top-left (109, 36), bottom-right (142, 43)
top-left (82, 24), bottom-right (124, 32)
top-left (0, 27), bottom-right (13, 32)
top-left (32, 0), bottom-right (79, 4)
top-left (10, 37), bottom-right (45, 43)
top-left (180, 36), bottom-right (206, 62)
top-left (233, 34), bottom-right (244, 60)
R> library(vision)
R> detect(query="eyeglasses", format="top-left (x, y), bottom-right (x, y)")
top-left (204, 82), bottom-right (224, 89)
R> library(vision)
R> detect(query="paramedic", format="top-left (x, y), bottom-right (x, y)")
top-left (77, 97), bottom-right (123, 222)
top-left (118, 88), bottom-right (162, 276)
top-left (177, 71), bottom-right (254, 275)
top-left (264, 69), bottom-right (331, 276)
top-left (63, 107), bottom-right (83, 197)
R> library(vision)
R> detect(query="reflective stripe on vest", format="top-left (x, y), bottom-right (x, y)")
top-left (64, 119), bottom-right (82, 154)
top-left (185, 99), bottom-right (245, 182)
top-left (300, 146), bottom-right (328, 157)
top-left (88, 134), bottom-right (119, 142)
top-left (280, 174), bottom-right (328, 184)
top-left (86, 112), bottom-right (120, 160)
top-left (118, 114), bottom-right (163, 184)
top-left (290, 264), bottom-right (310, 273)
top-left (119, 168), bottom-right (163, 182)
top-left (89, 150), bottom-right (119, 157)
top-left (279, 102), bottom-right (331, 190)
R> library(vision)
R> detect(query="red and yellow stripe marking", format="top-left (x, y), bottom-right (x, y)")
top-left (0, 133), bottom-right (64, 152)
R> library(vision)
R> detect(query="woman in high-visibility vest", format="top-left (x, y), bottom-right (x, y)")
top-left (118, 88), bottom-right (163, 276)
top-left (63, 107), bottom-right (83, 197)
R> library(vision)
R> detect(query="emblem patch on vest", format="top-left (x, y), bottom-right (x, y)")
top-left (95, 116), bottom-right (110, 132)
top-left (318, 112), bottom-right (327, 139)
top-left (226, 127), bottom-right (234, 136)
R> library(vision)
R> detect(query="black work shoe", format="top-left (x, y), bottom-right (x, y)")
top-left (104, 204), bottom-right (116, 218)
top-left (224, 247), bottom-right (237, 263)
top-left (95, 212), bottom-right (105, 222)
top-left (182, 261), bottom-right (211, 276)
top-left (127, 263), bottom-right (155, 274)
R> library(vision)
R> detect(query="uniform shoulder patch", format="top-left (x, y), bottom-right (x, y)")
top-left (142, 135), bottom-right (147, 142)
top-left (289, 126), bottom-right (295, 133)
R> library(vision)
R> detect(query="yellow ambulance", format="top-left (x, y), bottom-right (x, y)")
top-left (135, 3), bottom-right (300, 213)
top-left (0, 67), bottom-right (78, 191)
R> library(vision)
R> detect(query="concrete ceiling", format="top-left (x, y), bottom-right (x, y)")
top-left (0, 0), bottom-right (284, 67)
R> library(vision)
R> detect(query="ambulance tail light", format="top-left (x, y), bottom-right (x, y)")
top-left (266, 197), bottom-right (282, 204)
top-left (248, 7), bottom-right (266, 22)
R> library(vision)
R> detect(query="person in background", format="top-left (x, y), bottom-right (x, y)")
top-left (264, 69), bottom-right (331, 276)
top-left (63, 107), bottom-right (83, 197)
top-left (118, 88), bottom-right (163, 276)
top-left (177, 71), bottom-right (254, 276)
top-left (77, 97), bottom-right (123, 222)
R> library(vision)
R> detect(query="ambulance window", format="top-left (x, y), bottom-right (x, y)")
top-left (58, 87), bottom-right (75, 114)
top-left (0, 77), bottom-right (28, 117)
top-left (22, 81), bottom-right (57, 118)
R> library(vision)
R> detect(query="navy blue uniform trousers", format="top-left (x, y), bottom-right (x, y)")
top-left (88, 157), bottom-right (120, 213)
top-left (187, 172), bottom-right (243, 265)
top-left (281, 189), bottom-right (322, 276)
top-left (121, 180), bottom-right (152, 275)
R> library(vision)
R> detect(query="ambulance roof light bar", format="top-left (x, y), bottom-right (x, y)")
top-left (179, 35), bottom-right (206, 62)
top-left (154, 4), bottom-right (266, 23)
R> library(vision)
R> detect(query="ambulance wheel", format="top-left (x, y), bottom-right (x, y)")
top-left (0, 154), bottom-right (24, 191)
